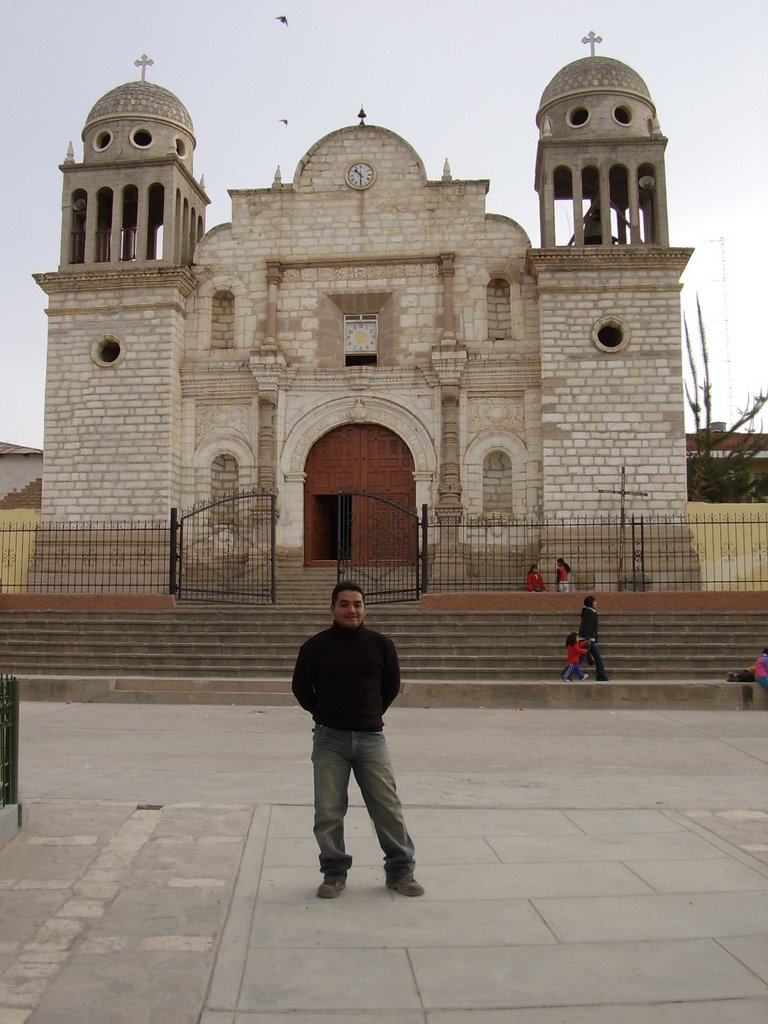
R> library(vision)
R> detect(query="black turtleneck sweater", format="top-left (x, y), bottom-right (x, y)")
top-left (291, 622), bottom-right (401, 731)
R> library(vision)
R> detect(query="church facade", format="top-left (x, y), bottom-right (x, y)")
top-left (35, 50), bottom-right (691, 565)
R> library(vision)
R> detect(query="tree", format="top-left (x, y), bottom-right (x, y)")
top-left (684, 299), bottom-right (767, 502)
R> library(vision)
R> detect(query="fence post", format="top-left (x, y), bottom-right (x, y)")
top-left (420, 504), bottom-right (429, 594)
top-left (270, 493), bottom-right (277, 605)
top-left (168, 508), bottom-right (178, 597)
top-left (1, 674), bottom-right (19, 809)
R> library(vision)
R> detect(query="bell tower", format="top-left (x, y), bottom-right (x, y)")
top-left (58, 57), bottom-right (207, 269)
top-left (527, 39), bottom-right (693, 516)
top-left (35, 62), bottom-right (209, 520)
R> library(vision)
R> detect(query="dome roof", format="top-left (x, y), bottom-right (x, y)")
top-left (84, 81), bottom-right (194, 135)
top-left (538, 56), bottom-right (653, 114)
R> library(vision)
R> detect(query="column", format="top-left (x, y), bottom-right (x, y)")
top-left (257, 392), bottom-right (277, 490)
top-left (598, 165), bottom-right (612, 246)
top-left (438, 384), bottom-right (462, 512)
top-left (265, 261), bottom-right (283, 347)
top-left (439, 253), bottom-right (456, 342)
top-left (572, 167), bottom-right (584, 247)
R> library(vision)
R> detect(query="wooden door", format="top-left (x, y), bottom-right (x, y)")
top-left (303, 424), bottom-right (415, 564)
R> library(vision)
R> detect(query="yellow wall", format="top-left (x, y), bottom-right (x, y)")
top-left (686, 503), bottom-right (768, 591)
top-left (0, 511), bottom-right (40, 591)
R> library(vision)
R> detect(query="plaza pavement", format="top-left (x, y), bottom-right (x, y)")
top-left (0, 698), bottom-right (767, 1023)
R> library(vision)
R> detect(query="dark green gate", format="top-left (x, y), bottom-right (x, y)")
top-left (173, 489), bottom-right (276, 604)
top-left (336, 491), bottom-right (427, 603)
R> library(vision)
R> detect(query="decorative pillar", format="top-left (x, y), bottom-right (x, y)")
top-left (572, 167), bottom-right (584, 247)
top-left (598, 165), bottom-right (612, 246)
top-left (431, 347), bottom-right (467, 516)
top-left (257, 392), bottom-right (277, 490)
top-left (439, 253), bottom-right (456, 343)
top-left (250, 350), bottom-right (286, 491)
top-left (541, 175), bottom-right (556, 247)
top-left (265, 261), bottom-right (283, 347)
top-left (439, 384), bottom-right (462, 511)
top-left (628, 169), bottom-right (642, 245)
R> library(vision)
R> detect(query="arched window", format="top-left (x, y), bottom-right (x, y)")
top-left (212, 453), bottom-right (239, 495)
top-left (146, 183), bottom-right (164, 260)
top-left (609, 165), bottom-right (630, 244)
top-left (581, 166), bottom-right (601, 244)
top-left (637, 163), bottom-right (658, 243)
top-left (211, 291), bottom-right (235, 349)
top-left (121, 185), bottom-right (138, 261)
top-left (95, 188), bottom-right (113, 262)
top-left (483, 450), bottom-right (513, 512)
top-left (552, 165), bottom-right (574, 245)
top-left (70, 190), bottom-right (87, 264)
top-left (486, 278), bottom-right (511, 340)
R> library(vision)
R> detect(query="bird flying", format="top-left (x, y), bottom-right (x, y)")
top-left (276, 15), bottom-right (288, 26)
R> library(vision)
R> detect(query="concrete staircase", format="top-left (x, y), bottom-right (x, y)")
top-left (1, 579), bottom-right (766, 708)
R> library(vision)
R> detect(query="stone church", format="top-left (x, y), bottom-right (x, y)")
top-left (35, 47), bottom-right (691, 566)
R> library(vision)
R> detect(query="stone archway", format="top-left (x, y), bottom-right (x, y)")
top-left (303, 423), bottom-right (415, 564)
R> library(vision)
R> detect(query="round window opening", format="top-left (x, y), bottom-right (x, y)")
top-left (91, 336), bottom-right (124, 367)
top-left (592, 318), bottom-right (628, 352)
top-left (568, 106), bottom-right (589, 127)
top-left (613, 105), bottom-right (632, 125)
top-left (131, 128), bottom-right (153, 148)
top-left (94, 130), bottom-right (112, 151)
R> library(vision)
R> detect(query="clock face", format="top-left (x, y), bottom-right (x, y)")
top-left (346, 162), bottom-right (374, 189)
top-left (344, 319), bottom-right (377, 352)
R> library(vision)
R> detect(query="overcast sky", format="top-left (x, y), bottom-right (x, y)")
top-left (2, 0), bottom-right (766, 449)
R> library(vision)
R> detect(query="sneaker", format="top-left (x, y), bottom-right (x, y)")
top-left (386, 875), bottom-right (425, 897)
top-left (582, 673), bottom-right (589, 680)
top-left (317, 877), bottom-right (346, 899)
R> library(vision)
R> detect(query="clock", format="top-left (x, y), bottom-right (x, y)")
top-left (346, 162), bottom-right (374, 189)
top-left (344, 318), bottom-right (378, 352)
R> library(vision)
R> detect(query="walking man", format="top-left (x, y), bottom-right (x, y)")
top-left (291, 580), bottom-right (424, 899)
top-left (578, 594), bottom-right (611, 681)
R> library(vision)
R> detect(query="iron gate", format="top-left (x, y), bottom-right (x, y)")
top-left (173, 489), bottom-right (276, 604)
top-left (336, 491), bottom-right (427, 603)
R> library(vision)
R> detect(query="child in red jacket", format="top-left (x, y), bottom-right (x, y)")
top-left (561, 632), bottom-right (589, 681)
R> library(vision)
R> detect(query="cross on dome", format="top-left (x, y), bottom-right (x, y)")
top-left (581, 31), bottom-right (603, 57)
top-left (134, 54), bottom-right (154, 81)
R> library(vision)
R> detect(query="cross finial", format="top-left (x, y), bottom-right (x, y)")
top-left (134, 54), bottom-right (154, 81)
top-left (581, 31), bottom-right (603, 57)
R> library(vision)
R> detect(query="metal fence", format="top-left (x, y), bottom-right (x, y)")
top-left (0, 520), bottom-right (169, 594)
top-left (425, 513), bottom-right (768, 592)
top-left (0, 674), bottom-right (19, 809)
top-left (174, 490), bottom-right (276, 604)
top-left (1, 510), bottom-right (766, 596)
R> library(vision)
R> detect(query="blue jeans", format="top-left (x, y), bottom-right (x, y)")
top-left (311, 725), bottom-right (416, 881)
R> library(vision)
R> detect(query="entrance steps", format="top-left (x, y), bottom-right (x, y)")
top-left (2, 596), bottom-right (766, 709)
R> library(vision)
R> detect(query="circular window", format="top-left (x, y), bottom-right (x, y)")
top-left (175, 138), bottom-right (186, 157)
top-left (131, 128), bottom-right (153, 149)
top-left (567, 107), bottom-right (589, 127)
top-left (94, 130), bottom-right (112, 151)
top-left (91, 335), bottom-right (125, 367)
top-left (592, 317), bottom-right (629, 352)
top-left (613, 105), bottom-right (632, 125)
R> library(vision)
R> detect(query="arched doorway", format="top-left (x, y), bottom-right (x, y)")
top-left (304, 423), bottom-right (415, 564)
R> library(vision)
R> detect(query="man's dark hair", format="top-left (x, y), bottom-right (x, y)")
top-left (331, 580), bottom-right (366, 605)
top-left (583, 595), bottom-right (595, 608)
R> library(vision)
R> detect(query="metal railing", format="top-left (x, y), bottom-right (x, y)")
top-left (425, 513), bottom-right (768, 592)
top-left (0, 520), bottom-right (169, 594)
top-left (0, 674), bottom-right (19, 809)
top-left (0, 510), bottom-right (766, 597)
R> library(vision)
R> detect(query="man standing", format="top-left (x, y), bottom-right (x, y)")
top-left (578, 595), bottom-right (611, 681)
top-left (291, 580), bottom-right (424, 899)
